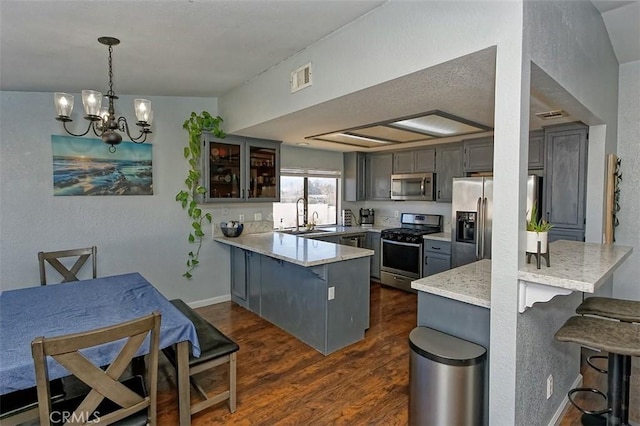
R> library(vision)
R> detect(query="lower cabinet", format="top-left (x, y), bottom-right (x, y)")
top-left (423, 239), bottom-right (451, 277)
top-left (229, 249), bottom-right (370, 355)
top-left (230, 247), bottom-right (261, 312)
top-left (365, 232), bottom-right (381, 280)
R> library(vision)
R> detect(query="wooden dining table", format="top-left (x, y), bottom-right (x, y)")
top-left (0, 272), bottom-right (199, 425)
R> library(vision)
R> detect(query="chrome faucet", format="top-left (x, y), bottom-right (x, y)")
top-left (312, 211), bottom-right (319, 226)
top-left (295, 197), bottom-right (306, 233)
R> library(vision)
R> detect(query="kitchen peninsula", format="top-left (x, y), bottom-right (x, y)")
top-left (214, 231), bottom-right (373, 355)
top-left (411, 240), bottom-right (633, 425)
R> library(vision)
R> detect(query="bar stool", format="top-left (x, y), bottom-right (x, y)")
top-left (555, 316), bottom-right (640, 426)
top-left (577, 297), bottom-right (640, 373)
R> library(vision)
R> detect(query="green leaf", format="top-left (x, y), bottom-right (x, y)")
top-left (192, 222), bottom-right (201, 231)
top-left (193, 208), bottom-right (202, 218)
top-left (188, 251), bottom-right (194, 257)
top-left (188, 233), bottom-right (195, 243)
top-left (183, 147), bottom-right (190, 159)
top-left (205, 213), bottom-right (212, 222)
top-left (195, 229), bottom-right (205, 237)
top-left (191, 259), bottom-right (199, 266)
top-left (183, 272), bottom-right (192, 279)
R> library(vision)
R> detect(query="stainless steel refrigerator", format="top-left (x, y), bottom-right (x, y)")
top-left (451, 176), bottom-right (542, 268)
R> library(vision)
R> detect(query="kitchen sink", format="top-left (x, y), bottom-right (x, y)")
top-left (279, 228), bottom-right (331, 235)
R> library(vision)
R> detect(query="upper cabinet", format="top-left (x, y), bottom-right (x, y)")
top-left (528, 130), bottom-right (545, 169)
top-left (393, 148), bottom-right (435, 174)
top-left (544, 124), bottom-right (588, 232)
top-left (435, 143), bottom-right (463, 203)
top-left (366, 152), bottom-right (393, 200)
top-left (202, 133), bottom-right (281, 203)
top-left (463, 137), bottom-right (493, 172)
top-left (343, 152), bottom-right (367, 202)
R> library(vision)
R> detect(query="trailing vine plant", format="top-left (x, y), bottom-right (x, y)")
top-left (176, 111), bottom-right (226, 278)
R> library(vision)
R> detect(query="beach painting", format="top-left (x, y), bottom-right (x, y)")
top-left (51, 135), bottom-right (153, 196)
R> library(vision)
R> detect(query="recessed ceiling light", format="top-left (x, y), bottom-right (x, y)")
top-left (390, 113), bottom-right (487, 136)
top-left (305, 110), bottom-right (491, 148)
top-left (338, 133), bottom-right (393, 144)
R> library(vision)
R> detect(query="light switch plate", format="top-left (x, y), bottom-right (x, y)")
top-left (254, 213), bottom-right (262, 221)
top-left (239, 214), bottom-right (245, 222)
top-left (328, 287), bottom-right (335, 300)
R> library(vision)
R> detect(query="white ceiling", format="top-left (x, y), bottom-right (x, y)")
top-left (0, 1), bottom-right (637, 151)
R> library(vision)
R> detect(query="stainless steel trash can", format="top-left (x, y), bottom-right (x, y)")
top-left (409, 326), bottom-right (486, 426)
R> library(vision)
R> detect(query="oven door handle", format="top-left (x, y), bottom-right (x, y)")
top-left (420, 177), bottom-right (425, 196)
top-left (382, 239), bottom-right (421, 248)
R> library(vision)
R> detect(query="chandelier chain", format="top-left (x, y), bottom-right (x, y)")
top-left (107, 44), bottom-right (114, 98)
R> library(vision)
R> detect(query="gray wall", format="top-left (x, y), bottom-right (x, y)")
top-left (0, 92), bottom-right (235, 304)
top-left (613, 60), bottom-right (640, 301)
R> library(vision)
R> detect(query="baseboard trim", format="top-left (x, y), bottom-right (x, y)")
top-left (187, 294), bottom-right (231, 309)
top-left (550, 374), bottom-right (583, 426)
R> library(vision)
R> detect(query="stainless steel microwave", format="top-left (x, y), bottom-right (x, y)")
top-left (390, 173), bottom-right (435, 201)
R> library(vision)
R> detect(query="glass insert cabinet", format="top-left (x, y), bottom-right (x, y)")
top-left (201, 133), bottom-right (281, 203)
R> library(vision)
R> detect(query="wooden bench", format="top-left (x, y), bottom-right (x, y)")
top-left (163, 299), bottom-right (239, 416)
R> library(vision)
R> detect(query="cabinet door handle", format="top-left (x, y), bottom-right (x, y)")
top-left (438, 190), bottom-right (441, 199)
top-left (242, 189), bottom-right (245, 199)
top-left (430, 246), bottom-right (441, 250)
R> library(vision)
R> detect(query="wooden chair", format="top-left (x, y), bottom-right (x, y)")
top-left (38, 246), bottom-right (97, 285)
top-left (31, 312), bottom-right (161, 426)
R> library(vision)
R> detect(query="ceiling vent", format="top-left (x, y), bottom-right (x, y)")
top-left (535, 110), bottom-right (567, 120)
top-left (290, 62), bottom-right (312, 93)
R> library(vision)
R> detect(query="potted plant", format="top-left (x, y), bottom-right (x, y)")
top-left (176, 111), bottom-right (225, 278)
top-left (526, 202), bottom-right (553, 254)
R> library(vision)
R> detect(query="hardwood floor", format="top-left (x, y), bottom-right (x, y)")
top-left (154, 283), bottom-right (636, 425)
top-left (157, 283), bottom-right (416, 425)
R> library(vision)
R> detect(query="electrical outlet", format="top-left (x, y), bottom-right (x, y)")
top-left (328, 287), bottom-right (335, 300)
top-left (254, 213), bottom-right (262, 221)
top-left (239, 214), bottom-right (245, 222)
top-left (546, 374), bottom-right (553, 399)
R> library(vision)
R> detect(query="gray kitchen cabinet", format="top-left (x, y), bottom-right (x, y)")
top-left (393, 148), bottom-right (435, 174)
top-left (230, 247), bottom-right (261, 312)
top-left (463, 137), bottom-right (493, 173)
top-left (366, 152), bottom-right (393, 200)
top-left (313, 235), bottom-right (341, 244)
top-left (528, 130), bottom-right (545, 169)
top-left (423, 239), bottom-right (451, 277)
top-left (202, 133), bottom-right (281, 203)
top-left (365, 232), bottom-right (381, 280)
top-left (259, 253), bottom-right (370, 354)
top-left (343, 152), bottom-right (367, 201)
top-left (544, 124), bottom-right (588, 236)
top-left (435, 143), bottom-right (463, 203)
top-left (548, 228), bottom-right (585, 242)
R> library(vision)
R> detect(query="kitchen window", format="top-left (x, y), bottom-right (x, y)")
top-left (273, 168), bottom-right (340, 229)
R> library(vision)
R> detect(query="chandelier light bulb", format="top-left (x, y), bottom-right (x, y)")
top-left (81, 90), bottom-right (102, 117)
top-left (54, 93), bottom-right (74, 118)
top-left (134, 99), bottom-right (152, 123)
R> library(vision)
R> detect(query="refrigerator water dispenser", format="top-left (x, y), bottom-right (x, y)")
top-left (456, 212), bottom-right (477, 243)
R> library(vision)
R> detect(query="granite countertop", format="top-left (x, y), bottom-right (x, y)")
top-left (518, 240), bottom-right (633, 293)
top-left (411, 240), bottom-right (633, 310)
top-left (424, 231), bottom-right (451, 242)
top-left (213, 232), bottom-right (373, 267)
top-left (412, 259), bottom-right (491, 308)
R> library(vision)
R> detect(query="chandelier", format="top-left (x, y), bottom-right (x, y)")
top-left (54, 37), bottom-right (152, 153)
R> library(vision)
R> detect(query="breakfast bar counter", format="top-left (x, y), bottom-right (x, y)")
top-left (213, 231), bottom-right (373, 267)
top-left (214, 232), bottom-right (372, 355)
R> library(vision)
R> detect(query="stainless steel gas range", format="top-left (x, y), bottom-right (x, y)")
top-left (380, 213), bottom-right (443, 292)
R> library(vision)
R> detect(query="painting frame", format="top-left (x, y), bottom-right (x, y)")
top-left (51, 135), bottom-right (153, 196)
